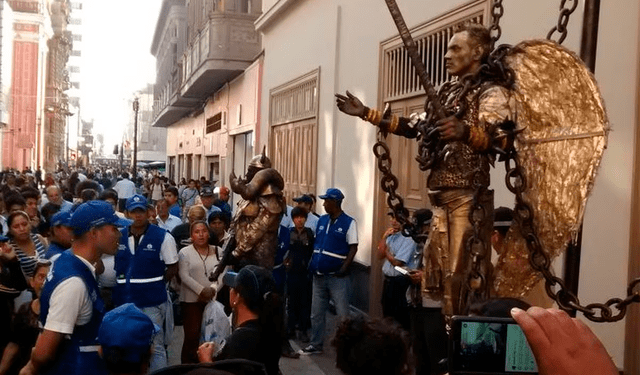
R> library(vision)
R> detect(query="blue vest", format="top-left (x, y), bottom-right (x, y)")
top-left (40, 250), bottom-right (107, 375)
top-left (113, 224), bottom-right (168, 308)
top-left (308, 213), bottom-right (354, 274)
top-left (44, 241), bottom-right (68, 260)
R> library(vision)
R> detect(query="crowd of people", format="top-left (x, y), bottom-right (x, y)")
top-left (0, 165), bottom-right (622, 375)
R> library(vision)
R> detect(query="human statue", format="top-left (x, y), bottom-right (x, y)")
top-left (212, 148), bottom-right (286, 278)
top-left (336, 23), bottom-right (517, 316)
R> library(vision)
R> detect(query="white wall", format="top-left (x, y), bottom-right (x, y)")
top-left (259, 0), bottom-right (638, 366)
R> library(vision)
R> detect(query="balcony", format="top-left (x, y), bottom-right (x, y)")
top-left (152, 12), bottom-right (261, 128)
top-left (8, 0), bottom-right (41, 13)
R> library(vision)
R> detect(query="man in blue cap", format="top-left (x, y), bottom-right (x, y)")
top-left (112, 194), bottom-right (178, 373)
top-left (43, 211), bottom-right (73, 262)
top-left (301, 188), bottom-right (358, 355)
top-left (98, 303), bottom-right (159, 375)
top-left (21, 200), bottom-right (128, 375)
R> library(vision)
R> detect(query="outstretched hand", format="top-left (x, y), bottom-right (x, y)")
top-left (511, 307), bottom-right (618, 375)
top-left (335, 91), bottom-right (366, 118)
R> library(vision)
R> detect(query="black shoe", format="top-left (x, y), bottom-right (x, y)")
top-left (282, 344), bottom-right (300, 359)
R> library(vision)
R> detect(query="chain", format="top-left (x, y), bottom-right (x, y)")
top-left (372, 131), bottom-right (422, 242)
top-left (465, 170), bottom-right (490, 301)
top-left (503, 149), bottom-right (640, 322)
top-left (488, 0), bottom-right (504, 49)
top-left (546, 0), bottom-right (578, 44)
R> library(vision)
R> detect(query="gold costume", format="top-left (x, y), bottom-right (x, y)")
top-left (392, 82), bottom-right (516, 315)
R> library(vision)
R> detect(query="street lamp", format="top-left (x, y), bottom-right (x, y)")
top-left (131, 97), bottom-right (139, 178)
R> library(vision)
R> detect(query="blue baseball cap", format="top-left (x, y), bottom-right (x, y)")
top-left (125, 194), bottom-right (147, 212)
top-left (319, 188), bottom-right (344, 201)
top-left (98, 303), bottom-right (160, 363)
top-left (50, 211), bottom-right (72, 227)
top-left (0, 234), bottom-right (8, 242)
top-left (70, 200), bottom-right (130, 236)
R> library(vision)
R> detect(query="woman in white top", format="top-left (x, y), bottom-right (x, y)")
top-left (178, 221), bottom-right (221, 364)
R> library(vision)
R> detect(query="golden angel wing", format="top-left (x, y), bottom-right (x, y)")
top-left (493, 40), bottom-right (609, 297)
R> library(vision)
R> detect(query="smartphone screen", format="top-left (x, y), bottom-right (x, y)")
top-left (450, 316), bottom-right (538, 374)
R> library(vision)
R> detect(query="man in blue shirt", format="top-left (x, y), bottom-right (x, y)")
top-left (378, 211), bottom-right (417, 330)
top-left (301, 188), bottom-right (357, 355)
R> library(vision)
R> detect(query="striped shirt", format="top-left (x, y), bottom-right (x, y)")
top-left (11, 234), bottom-right (47, 277)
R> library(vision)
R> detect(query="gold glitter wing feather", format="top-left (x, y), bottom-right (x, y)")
top-left (493, 40), bottom-right (609, 297)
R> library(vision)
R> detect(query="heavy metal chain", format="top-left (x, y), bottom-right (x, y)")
top-left (502, 149), bottom-right (640, 322)
top-left (488, 0), bottom-right (504, 49)
top-left (546, 0), bottom-right (578, 44)
top-left (465, 170), bottom-right (490, 299)
top-left (372, 132), bottom-right (421, 242)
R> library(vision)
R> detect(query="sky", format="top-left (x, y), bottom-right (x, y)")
top-left (76, 0), bottom-right (162, 152)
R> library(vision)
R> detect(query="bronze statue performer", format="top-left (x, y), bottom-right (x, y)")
top-left (212, 148), bottom-right (286, 278)
top-left (336, 24), bottom-right (516, 316)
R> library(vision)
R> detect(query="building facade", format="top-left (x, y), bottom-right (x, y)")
top-left (152, 0), bottom-right (262, 187)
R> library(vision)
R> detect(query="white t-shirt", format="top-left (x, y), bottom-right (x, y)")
top-left (113, 179), bottom-right (136, 199)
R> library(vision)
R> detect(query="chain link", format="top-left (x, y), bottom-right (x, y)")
top-left (503, 147), bottom-right (640, 322)
top-left (488, 0), bottom-right (504, 49)
top-left (546, 0), bottom-right (578, 44)
top-left (373, 133), bottom-right (421, 242)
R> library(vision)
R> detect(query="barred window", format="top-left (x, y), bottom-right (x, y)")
top-left (206, 112), bottom-right (222, 134)
top-left (381, 2), bottom-right (486, 102)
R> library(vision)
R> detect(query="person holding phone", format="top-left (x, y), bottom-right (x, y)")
top-left (511, 307), bottom-right (618, 375)
top-left (377, 211), bottom-right (417, 330)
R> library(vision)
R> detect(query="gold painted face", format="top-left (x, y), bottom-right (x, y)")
top-left (444, 31), bottom-right (480, 77)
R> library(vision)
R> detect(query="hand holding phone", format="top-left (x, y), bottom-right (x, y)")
top-left (393, 265), bottom-right (408, 275)
top-left (449, 316), bottom-right (538, 374)
top-left (511, 307), bottom-right (618, 375)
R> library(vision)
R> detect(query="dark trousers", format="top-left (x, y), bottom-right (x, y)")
top-left (181, 301), bottom-right (206, 364)
top-left (381, 275), bottom-right (411, 330)
top-left (286, 271), bottom-right (312, 333)
top-left (410, 307), bottom-right (448, 375)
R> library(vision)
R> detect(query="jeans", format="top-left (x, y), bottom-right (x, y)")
top-left (309, 274), bottom-right (350, 349)
top-left (141, 301), bottom-right (171, 372)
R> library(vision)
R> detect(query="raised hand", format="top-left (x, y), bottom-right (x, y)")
top-left (335, 90), bottom-right (366, 117)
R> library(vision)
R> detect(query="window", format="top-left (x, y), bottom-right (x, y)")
top-left (72, 34), bottom-right (82, 42)
top-left (269, 69), bottom-right (319, 202)
top-left (206, 112), bottom-right (222, 134)
top-left (70, 50), bottom-right (81, 57)
top-left (69, 18), bottom-right (82, 25)
top-left (381, 1), bottom-right (486, 101)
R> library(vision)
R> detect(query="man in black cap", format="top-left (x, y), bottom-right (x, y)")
top-left (200, 186), bottom-right (222, 220)
top-left (291, 194), bottom-right (318, 232)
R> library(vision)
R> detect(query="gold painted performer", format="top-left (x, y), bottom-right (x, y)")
top-left (336, 24), bottom-right (516, 316)
top-left (212, 149), bottom-right (286, 278)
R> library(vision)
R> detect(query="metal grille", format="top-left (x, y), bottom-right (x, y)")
top-left (270, 77), bottom-right (317, 126)
top-left (383, 14), bottom-right (483, 101)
